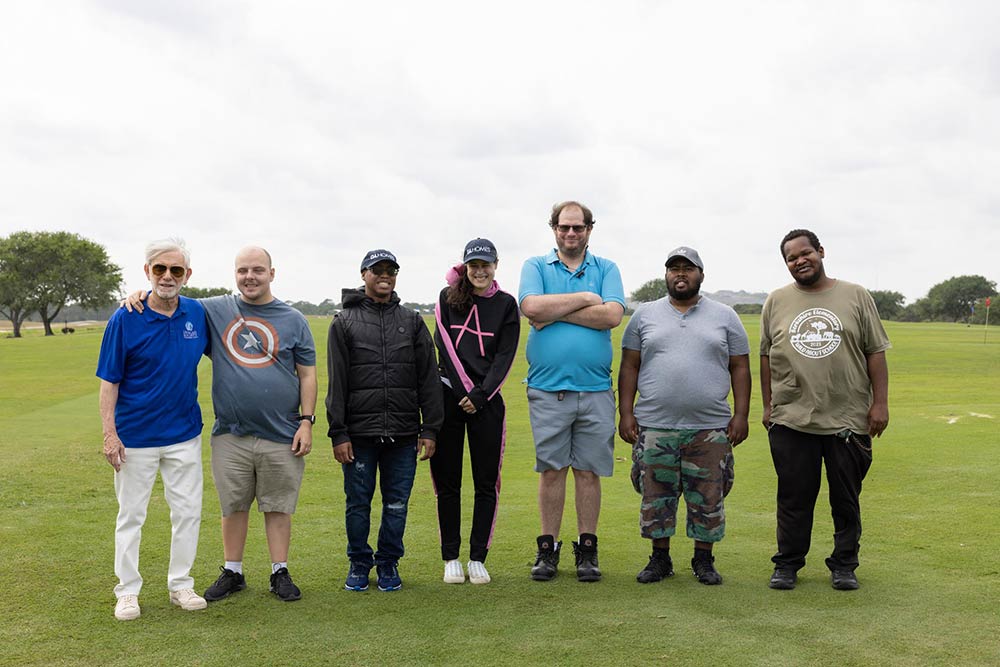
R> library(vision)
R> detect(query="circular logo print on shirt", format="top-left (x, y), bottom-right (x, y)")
top-left (788, 308), bottom-right (843, 358)
top-left (223, 317), bottom-right (279, 368)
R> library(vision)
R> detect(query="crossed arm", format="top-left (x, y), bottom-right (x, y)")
top-left (520, 292), bottom-right (624, 331)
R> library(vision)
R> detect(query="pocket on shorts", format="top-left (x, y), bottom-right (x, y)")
top-left (722, 450), bottom-right (735, 498)
top-left (630, 439), bottom-right (644, 495)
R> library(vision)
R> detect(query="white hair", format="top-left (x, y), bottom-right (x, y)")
top-left (144, 238), bottom-right (190, 266)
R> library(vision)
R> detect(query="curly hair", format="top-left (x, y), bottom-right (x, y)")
top-left (780, 229), bottom-right (821, 258)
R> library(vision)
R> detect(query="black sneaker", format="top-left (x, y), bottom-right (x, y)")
top-left (636, 550), bottom-right (674, 583)
top-left (691, 552), bottom-right (723, 585)
top-left (204, 566), bottom-right (246, 602)
top-left (531, 535), bottom-right (561, 581)
top-left (269, 567), bottom-right (301, 601)
top-left (831, 569), bottom-right (859, 591)
top-left (573, 535), bottom-right (601, 582)
top-left (769, 567), bottom-right (797, 590)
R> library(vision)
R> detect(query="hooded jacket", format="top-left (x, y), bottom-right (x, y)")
top-left (326, 287), bottom-right (443, 446)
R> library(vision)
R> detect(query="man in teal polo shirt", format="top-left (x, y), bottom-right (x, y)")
top-left (518, 200), bottom-right (625, 582)
top-left (97, 238), bottom-right (210, 621)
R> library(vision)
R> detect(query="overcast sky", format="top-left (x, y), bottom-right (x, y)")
top-left (2, 1), bottom-right (997, 305)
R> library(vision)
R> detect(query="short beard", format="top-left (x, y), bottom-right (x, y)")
top-left (792, 269), bottom-right (822, 287)
top-left (667, 280), bottom-right (701, 301)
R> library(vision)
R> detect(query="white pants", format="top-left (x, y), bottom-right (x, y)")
top-left (113, 436), bottom-right (203, 597)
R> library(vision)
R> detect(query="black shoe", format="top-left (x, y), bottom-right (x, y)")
top-left (636, 550), bottom-right (674, 583)
top-left (204, 566), bottom-right (246, 602)
top-left (573, 535), bottom-right (601, 582)
top-left (691, 552), bottom-right (722, 585)
top-left (769, 567), bottom-right (797, 590)
top-left (531, 535), bottom-right (561, 581)
top-left (269, 567), bottom-right (301, 601)
top-left (831, 569), bottom-right (859, 590)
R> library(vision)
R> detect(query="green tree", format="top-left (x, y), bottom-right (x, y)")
top-left (925, 275), bottom-right (997, 322)
top-left (181, 286), bottom-right (233, 298)
top-left (26, 232), bottom-right (123, 335)
top-left (869, 290), bottom-right (906, 320)
top-left (0, 234), bottom-right (38, 337)
top-left (630, 278), bottom-right (667, 303)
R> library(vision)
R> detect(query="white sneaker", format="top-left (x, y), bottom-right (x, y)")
top-left (169, 588), bottom-right (207, 611)
top-left (467, 560), bottom-right (491, 585)
top-left (114, 594), bottom-right (140, 621)
top-left (443, 559), bottom-right (465, 584)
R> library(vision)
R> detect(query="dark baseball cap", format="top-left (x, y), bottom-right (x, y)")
top-left (360, 249), bottom-right (399, 271)
top-left (463, 238), bottom-right (498, 263)
top-left (665, 246), bottom-right (704, 270)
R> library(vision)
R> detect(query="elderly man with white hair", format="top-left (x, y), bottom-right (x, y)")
top-left (97, 238), bottom-right (209, 621)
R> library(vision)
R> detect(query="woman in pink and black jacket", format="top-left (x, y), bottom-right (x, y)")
top-left (432, 238), bottom-right (520, 585)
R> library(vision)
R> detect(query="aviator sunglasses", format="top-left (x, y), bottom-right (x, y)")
top-left (151, 264), bottom-right (187, 278)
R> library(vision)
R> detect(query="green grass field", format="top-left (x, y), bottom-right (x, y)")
top-left (1, 317), bottom-right (998, 667)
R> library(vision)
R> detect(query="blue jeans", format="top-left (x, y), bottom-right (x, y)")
top-left (342, 438), bottom-right (418, 567)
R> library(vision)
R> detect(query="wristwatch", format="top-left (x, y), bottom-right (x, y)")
top-left (297, 414), bottom-right (316, 424)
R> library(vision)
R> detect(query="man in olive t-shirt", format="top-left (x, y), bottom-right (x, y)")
top-left (760, 229), bottom-right (890, 592)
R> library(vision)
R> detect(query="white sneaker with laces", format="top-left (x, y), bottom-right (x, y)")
top-left (467, 560), bottom-right (491, 585)
top-left (114, 594), bottom-right (141, 621)
top-left (169, 588), bottom-right (208, 610)
top-left (443, 559), bottom-right (465, 584)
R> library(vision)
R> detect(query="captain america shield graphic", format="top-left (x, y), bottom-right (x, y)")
top-left (223, 316), bottom-right (279, 368)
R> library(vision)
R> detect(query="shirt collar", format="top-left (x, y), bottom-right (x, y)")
top-left (545, 248), bottom-right (592, 270)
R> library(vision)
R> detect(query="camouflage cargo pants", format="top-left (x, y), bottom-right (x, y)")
top-left (630, 427), bottom-right (734, 543)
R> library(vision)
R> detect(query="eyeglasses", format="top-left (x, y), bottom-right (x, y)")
top-left (151, 264), bottom-right (186, 278)
top-left (554, 224), bottom-right (590, 234)
top-left (368, 266), bottom-right (399, 277)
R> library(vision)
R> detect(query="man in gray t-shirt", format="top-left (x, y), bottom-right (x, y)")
top-left (199, 248), bottom-right (317, 603)
top-left (618, 246), bottom-right (750, 587)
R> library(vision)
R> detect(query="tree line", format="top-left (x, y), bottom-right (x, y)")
top-left (630, 275), bottom-right (997, 324)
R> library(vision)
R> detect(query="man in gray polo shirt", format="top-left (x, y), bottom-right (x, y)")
top-left (618, 246), bottom-right (751, 585)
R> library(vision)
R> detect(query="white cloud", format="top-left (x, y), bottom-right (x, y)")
top-left (1, 0), bottom-right (997, 305)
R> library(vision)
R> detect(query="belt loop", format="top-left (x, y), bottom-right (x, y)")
top-left (557, 391), bottom-right (565, 401)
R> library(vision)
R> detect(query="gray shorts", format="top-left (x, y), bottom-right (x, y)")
top-left (210, 433), bottom-right (305, 515)
top-left (526, 387), bottom-right (616, 476)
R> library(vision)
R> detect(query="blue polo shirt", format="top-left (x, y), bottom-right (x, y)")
top-left (518, 249), bottom-right (625, 392)
top-left (96, 296), bottom-right (209, 448)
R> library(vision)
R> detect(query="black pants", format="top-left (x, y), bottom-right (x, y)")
top-left (768, 424), bottom-right (873, 572)
top-left (429, 390), bottom-right (506, 562)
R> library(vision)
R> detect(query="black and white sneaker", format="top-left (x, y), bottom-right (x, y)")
top-left (204, 566), bottom-right (246, 602)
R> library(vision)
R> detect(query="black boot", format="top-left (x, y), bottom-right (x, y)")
top-left (573, 533), bottom-right (602, 582)
top-left (531, 535), bottom-right (561, 581)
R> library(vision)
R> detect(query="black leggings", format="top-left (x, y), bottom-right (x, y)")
top-left (430, 389), bottom-right (506, 562)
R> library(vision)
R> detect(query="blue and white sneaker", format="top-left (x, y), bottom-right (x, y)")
top-left (344, 562), bottom-right (371, 592)
top-left (376, 562), bottom-right (402, 591)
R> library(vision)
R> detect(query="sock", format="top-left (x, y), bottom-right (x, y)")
top-left (225, 561), bottom-right (243, 574)
top-left (272, 561), bottom-right (287, 574)
top-left (694, 547), bottom-right (713, 560)
top-left (653, 546), bottom-right (670, 556)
